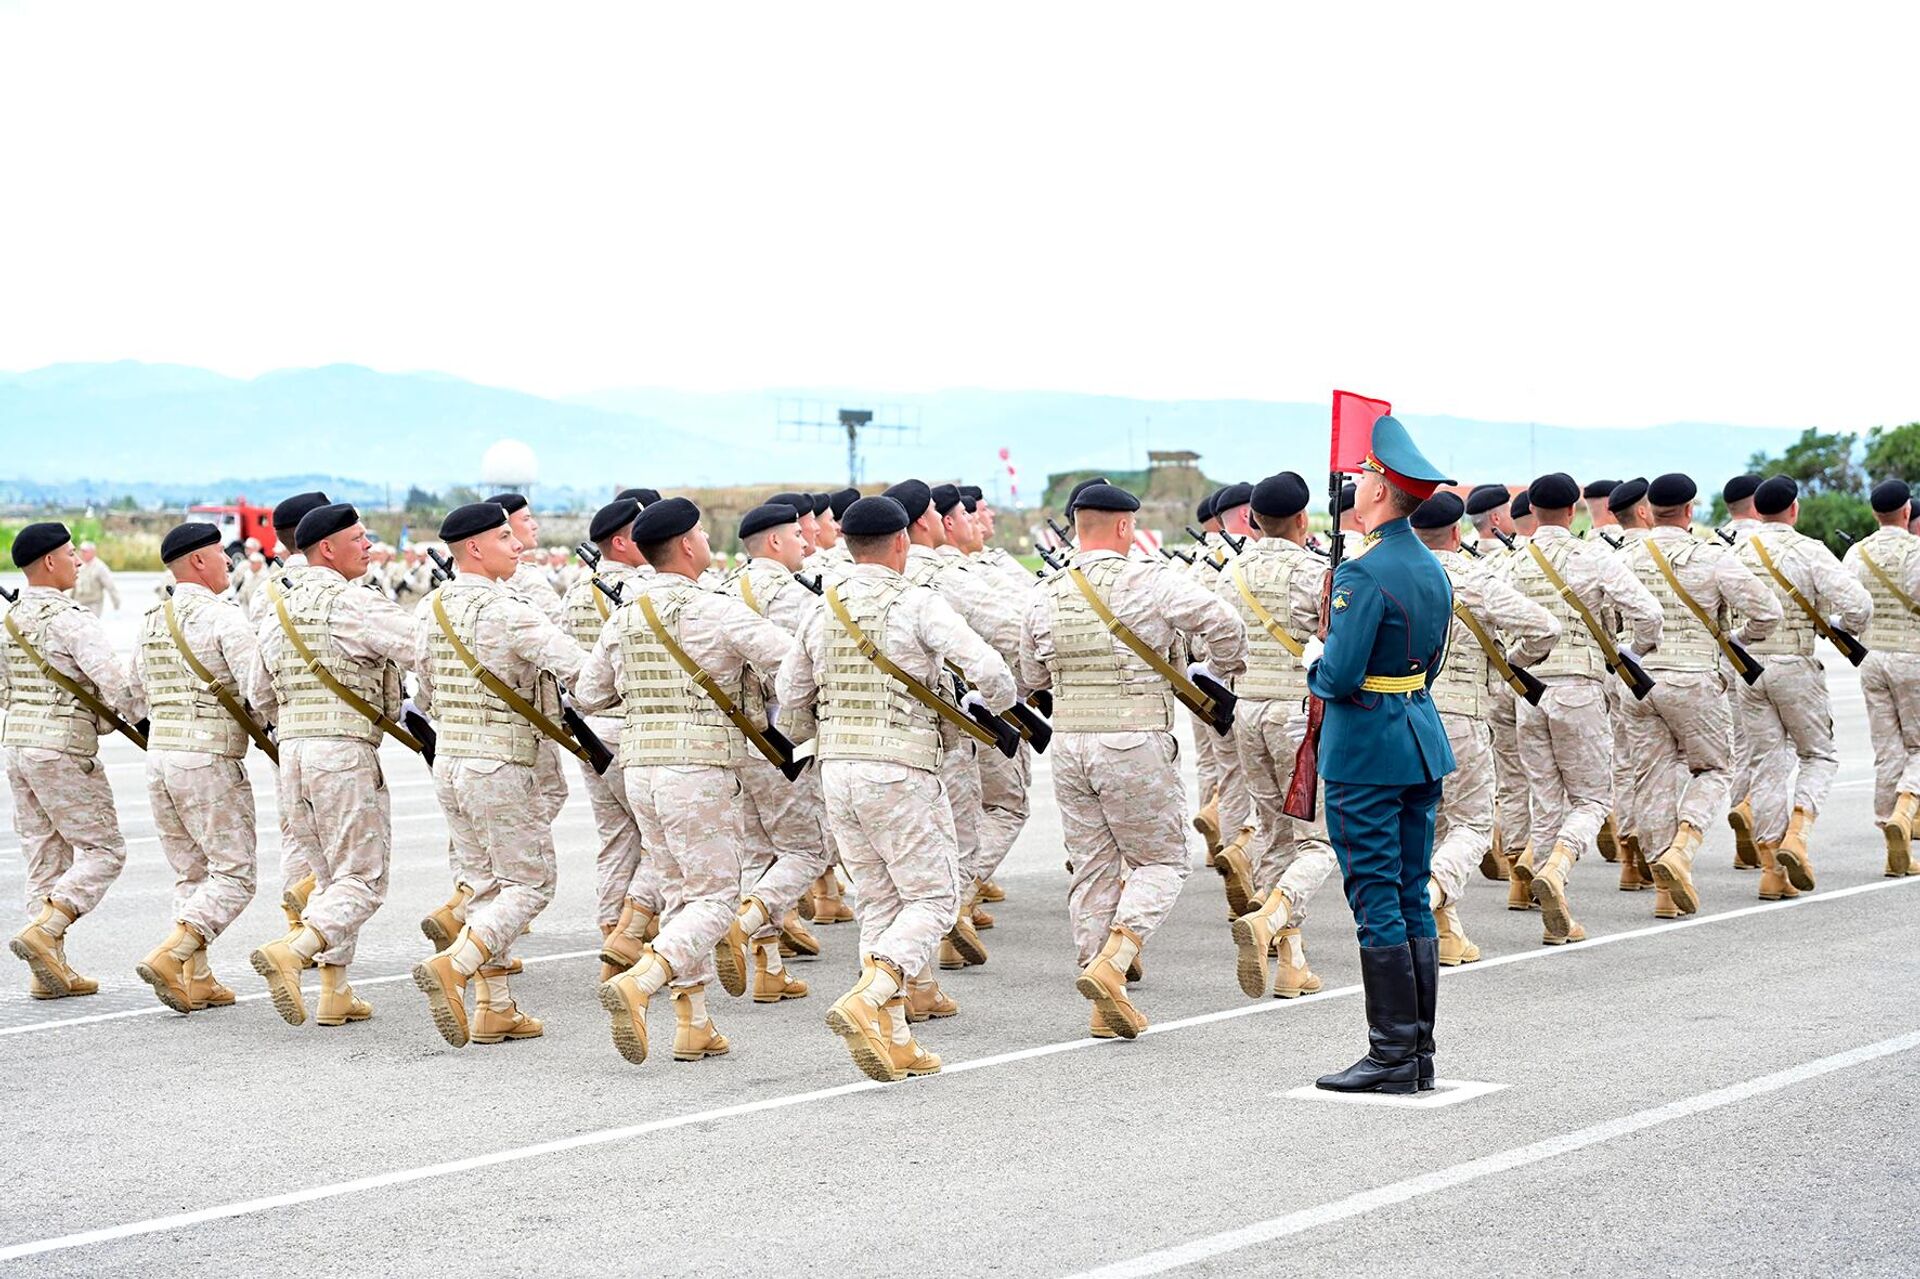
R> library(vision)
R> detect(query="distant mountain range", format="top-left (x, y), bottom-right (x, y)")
top-left (0, 360), bottom-right (1808, 509)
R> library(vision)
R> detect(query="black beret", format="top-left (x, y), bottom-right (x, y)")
top-left (487, 492), bottom-right (529, 515)
top-left (768, 491), bottom-right (812, 516)
top-left (806, 493), bottom-right (827, 517)
top-left (161, 522), bottom-right (223, 564)
top-left (1337, 480), bottom-right (1357, 514)
top-left (829, 487), bottom-right (862, 519)
top-left (439, 502), bottom-right (509, 544)
top-left (271, 491), bottom-right (331, 534)
top-left (632, 497), bottom-right (701, 545)
top-left (294, 502), bottom-right (360, 551)
top-left (615, 487), bottom-right (661, 506)
top-left (1528, 473), bottom-right (1581, 510)
top-left (1214, 482), bottom-right (1254, 513)
top-left (959, 485), bottom-right (984, 503)
top-left (1411, 492), bottom-right (1466, 530)
top-left (883, 480), bottom-right (932, 524)
top-left (1754, 475), bottom-right (1799, 516)
top-left (1648, 474), bottom-right (1698, 508)
top-left (1582, 479), bottom-right (1619, 500)
top-left (1606, 477), bottom-right (1650, 514)
top-left (11, 521), bottom-right (71, 568)
top-left (1510, 490), bottom-right (1532, 520)
top-left (1872, 479), bottom-right (1912, 514)
top-left (1252, 472), bottom-right (1311, 519)
top-left (1071, 483), bottom-right (1141, 513)
top-left (1196, 492), bottom-right (1220, 523)
top-left (841, 495), bottom-right (910, 537)
top-left (1722, 473), bottom-right (1764, 504)
top-left (739, 503), bottom-right (800, 540)
top-left (931, 483), bottom-right (964, 516)
top-left (961, 494), bottom-right (978, 513)
top-left (1464, 484), bottom-right (1511, 516)
top-left (590, 498), bottom-right (643, 545)
top-left (1066, 476), bottom-right (1110, 515)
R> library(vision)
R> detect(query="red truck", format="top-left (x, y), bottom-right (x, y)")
top-left (184, 498), bottom-right (278, 562)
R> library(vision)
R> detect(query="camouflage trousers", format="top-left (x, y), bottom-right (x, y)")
top-left (577, 719), bottom-right (663, 928)
top-left (1518, 675), bottom-right (1613, 868)
top-left (974, 739), bottom-right (1032, 883)
top-left (279, 739), bottom-right (390, 967)
top-left (1192, 713), bottom-right (1253, 835)
top-left (1431, 716), bottom-right (1494, 908)
top-left (147, 751), bottom-right (257, 941)
top-left (1736, 656), bottom-right (1837, 843)
top-left (1622, 669), bottom-right (1733, 855)
top-left (820, 758), bottom-right (961, 983)
top-left (445, 740), bottom-right (569, 903)
top-left (434, 756), bottom-right (557, 964)
top-left (1860, 651), bottom-right (1920, 822)
top-left (1234, 699), bottom-right (1335, 925)
top-left (1725, 654), bottom-right (1756, 804)
top-left (942, 737), bottom-right (983, 885)
top-left (1053, 730), bottom-right (1190, 966)
top-left (1487, 681), bottom-right (1532, 856)
top-left (8, 747), bottom-right (127, 919)
top-left (625, 763), bottom-right (744, 990)
top-left (737, 755), bottom-right (829, 939)
top-left (1606, 680), bottom-right (1633, 820)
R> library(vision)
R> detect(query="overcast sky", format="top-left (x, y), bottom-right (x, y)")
top-left (2, 1), bottom-right (1913, 429)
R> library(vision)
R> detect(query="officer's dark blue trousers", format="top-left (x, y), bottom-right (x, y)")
top-left (1325, 776), bottom-right (1444, 948)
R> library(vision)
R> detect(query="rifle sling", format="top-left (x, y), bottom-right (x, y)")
top-left (1749, 537), bottom-right (1851, 647)
top-left (1644, 539), bottom-right (1755, 674)
top-left (1449, 599), bottom-right (1530, 699)
top-left (163, 597), bottom-right (278, 762)
top-left (1858, 547), bottom-right (1920, 618)
top-left (1068, 568), bottom-right (1218, 717)
top-left (1524, 542), bottom-right (1637, 689)
top-left (1229, 561), bottom-right (1305, 658)
top-left (271, 589), bottom-right (423, 753)
top-left (823, 586), bottom-right (998, 748)
top-left (431, 591), bottom-right (590, 766)
top-left (3, 611), bottom-right (148, 749)
top-left (635, 593), bottom-right (797, 769)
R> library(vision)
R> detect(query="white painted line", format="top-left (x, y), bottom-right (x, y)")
top-left (0, 875), bottom-right (1914, 1262)
top-left (1067, 1029), bottom-right (1920, 1278)
top-left (1279, 1079), bottom-right (1509, 1109)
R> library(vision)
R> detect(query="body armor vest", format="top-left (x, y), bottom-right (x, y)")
top-left (1043, 558), bottom-right (1176, 732)
top-left (1228, 543), bottom-right (1313, 703)
top-left (615, 581), bottom-right (744, 767)
top-left (270, 574), bottom-right (398, 743)
top-left (1624, 535), bottom-right (1724, 672)
top-left (1737, 529), bottom-right (1817, 656)
top-left (1, 593), bottom-right (100, 755)
top-left (724, 560), bottom-right (800, 726)
top-left (140, 591), bottom-right (248, 757)
top-left (1432, 556), bottom-right (1489, 719)
top-left (1855, 530), bottom-right (1920, 655)
top-left (427, 584), bottom-right (542, 765)
top-left (563, 564), bottom-right (643, 651)
top-left (1508, 536), bottom-right (1608, 680)
top-left (817, 577), bottom-right (943, 772)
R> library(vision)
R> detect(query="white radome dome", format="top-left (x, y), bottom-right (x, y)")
top-left (480, 438), bottom-right (539, 488)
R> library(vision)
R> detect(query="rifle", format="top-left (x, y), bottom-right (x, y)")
top-left (945, 662), bottom-right (1051, 754)
top-left (1158, 547), bottom-right (1195, 566)
top-left (1461, 541), bottom-right (1483, 559)
top-left (1185, 524), bottom-right (1212, 547)
top-left (794, 572), bottom-right (824, 596)
top-left (1599, 530), bottom-right (1625, 550)
top-left (1047, 517), bottom-right (1077, 550)
top-left (1493, 529), bottom-right (1518, 551)
top-left (1713, 525), bottom-right (1736, 546)
top-left (1284, 476), bottom-right (1345, 822)
top-left (1036, 546), bottom-right (1067, 575)
top-left (1219, 530), bottom-right (1247, 555)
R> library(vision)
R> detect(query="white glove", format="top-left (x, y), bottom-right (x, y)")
top-left (961, 691), bottom-right (990, 715)
top-left (1828, 615), bottom-right (1848, 631)
top-left (1301, 636), bottom-right (1325, 668)
top-left (1617, 646), bottom-right (1639, 663)
top-left (1186, 661), bottom-right (1216, 684)
top-left (402, 698), bottom-right (424, 720)
top-left (561, 692), bottom-right (577, 714)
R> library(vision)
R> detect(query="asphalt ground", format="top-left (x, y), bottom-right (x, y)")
top-left (2, 574), bottom-right (1916, 1276)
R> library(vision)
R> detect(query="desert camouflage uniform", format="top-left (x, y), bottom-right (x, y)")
top-left (71, 557), bottom-right (120, 614)
top-left (1844, 526), bottom-right (1920, 822)
top-left (1721, 517), bottom-right (1765, 803)
top-left (1479, 541), bottom-right (1535, 857)
top-left (1187, 541), bottom-right (1253, 840)
top-left (969, 545), bottom-right (1039, 884)
top-left (248, 559), bottom-right (328, 896)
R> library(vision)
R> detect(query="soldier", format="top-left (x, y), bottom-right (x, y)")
top-left (1021, 483), bottom-right (1247, 1038)
top-left (814, 488), bottom-right (860, 574)
top-left (247, 503), bottom-right (424, 1027)
top-left (1616, 475), bottom-right (1781, 918)
top-left (1844, 479), bottom-right (1920, 875)
top-left (958, 487), bottom-right (1037, 908)
top-left (1187, 490), bottom-right (1232, 855)
top-left (407, 504), bottom-right (587, 1046)
top-left (1199, 482), bottom-right (1259, 877)
top-left (235, 552), bottom-right (270, 608)
top-left (1408, 492), bottom-right (1558, 964)
top-left (1719, 473), bottom-right (1767, 867)
top-left (4, 523), bottom-right (148, 998)
top-left (1722, 473), bottom-right (1765, 538)
top-left (1581, 481), bottom-right (1621, 541)
top-left (576, 498), bottom-right (795, 1067)
top-left (1219, 473), bottom-right (1342, 999)
top-left (128, 522), bottom-right (274, 1012)
top-left (1462, 484), bottom-right (1529, 898)
top-left (486, 493), bottom-right (566, 623)
top-left (1504, 473), bottom-right (1662, 944)
top-left (1510, 489), bottom-right (1537, 539)
top-left (1735, 476), bottom-right (1874, 896)
top-left (769, 491), bottom-right (822, 554)
top-left (776, 495), bottom-right (1016, 1081)
top-left (1598, 478), bottom-right (1654, 884)
top-left (70, 541), bottom-right (121, 615)
top-left (717, 502), bottom-right (833, 1005)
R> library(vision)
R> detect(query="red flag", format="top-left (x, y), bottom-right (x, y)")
top-left (1329, 390), bottom-right (1392, 474)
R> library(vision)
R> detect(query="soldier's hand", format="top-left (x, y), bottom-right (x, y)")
top-left (1301, 636), bottom-right (1325, 668)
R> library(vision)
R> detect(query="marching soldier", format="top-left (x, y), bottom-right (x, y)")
top-left (1843, 480), bottom-right (1920, 875)
top-left (959, 486), bottom-right (1038, 908)
top-left (1616, 475), bottom-right (1780, 917)
top-left (1504, 473), bottom-right (1662, 944)
top-left (1719, 473), bottom-right (1766, 866)
top-left (776, 495), bottom-right (1016, 1081)
top-left (1735, 476), bottom-right (1873, 897)
top-left (250, 491), bottom-right (331, 622)
top-left (409, 503), bottom-right (588, 1047)
top-left (813, 488), bottom-right (860, 575)
top-left (487, 493), bottom-right (566, 624)
top-left (1463, 483), bottom-right (1532, 899)
top-left (576, 498), bottom-right (795, 1067)
top-left (1510, 489), bottom-right (1537, 539)
top-left (1020, 483), bottom-right (1247, 1039)
top-left (1581, 481), bottom-right (1620, 541)
top-left (4, 523), bottom-right (148, 998)
top-left (1598, 478), bottom-right (1653, 884)
top-left (1219, 473), bottom-right (1341, 1000)
top-left (247, 503), bottom-right (424, 1027)
top-left (128, 523), bottom-right (274, 1012)
top-left (1407, 492), bottom-right (1558, 964)
top-left (71, 542), bottom-right (121, 615)
top-left (1189, 486), bottom-right (1256, 868)
top-left (1187, 490), bottom-right (1232, 854)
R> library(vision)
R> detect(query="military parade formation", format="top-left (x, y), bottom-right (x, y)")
top-left (6, 433), bottom-right (1920, 1093)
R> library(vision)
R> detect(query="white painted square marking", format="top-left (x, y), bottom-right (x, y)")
top-left (1279, 1079), bottom-right (1508, 1108)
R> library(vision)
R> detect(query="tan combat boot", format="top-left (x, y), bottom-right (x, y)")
top-left (671, 985), bottom-right (730, 1061)
top-left (1756, 841), bottom-right (1798, 900)
top-left (1089, 1006), bottom-right (1118, 1039)
top-left (10, 898), bottom-right (79, 997)
top-left (134, 922), bottom-right (201, 1014)
top-left (1617, 833), bottom-right (1648, 891)
top-left (1530, 842), bottom-right (1586, 944)
top-left (1481, 829), bottom-right (1511, 881)
top-left (1272, 926), bottom-right (1324, 997)
top-left (1774, 807), bottom-right (1817, 893)
top-left (1230, 888), bottom-right (1287, 998)
top-left (251, 925), bottom-right (324, 1026)
top-left (943, 892), bottom-right (989, 967)
top-left (188, 952), bottom-right (235, 1010)
top-left (905, 978), bottom-right (957, 1023)
top-left (1596, 814), bottom-right (1621, 863)
top-left (412, 927), bottom-right (488, 1047)
top-left (778, 913), bottom-right (821, 958)
top-left (1650, 822), bottom-right (1702, 915)
top-left (713, 904), bottom-right (754, 999)
top-left (1884, 792), bottom-right (1918, 877)
top-left (1075, 925), bottom-right (1148, 1039)
top-left (50, 938), bottom-right (99, 997)
top-left (1507, 846), bottom-right (1538, 911)
top-left (471, 961), bottom-right (543, 1043)
top-left (599, 946), bottom-right (674, 1066)
top-left (1432, 882), bottom-right (1480, 966)
top-left (420, 883), bottom-right (471, 951)
top-left (281, 873), bottom-right (316, 931)
top-left (1652, 885), bottom-right (1680, 918)
top-left (880, 997), bottom-right (942, 1077)
top-left (826, 956), bottom-right (906, 1082)
top-left (809, 872), bottom-right (856, 925)
top-left (1728, 798), bottom-right (1760, 869)
top-left (1214, 826), bottom-right (1257, 919)
top-left (316, 964), bottom-right (374, 1026)
top-left (971, 901), bottom-right (995, 931)
top-left (599, 898), bottom-right (656, 976)
top-left (1193, 785), bottom-right (1224, 863)
top-left (1126, 954), bottom-right (1144, 984)
top-left (599, 920), bottom-right (621, 984)
top-left (752, 941), bottom-right (809, 1004)
top-left (977, 880), bottom-right (1007, 904)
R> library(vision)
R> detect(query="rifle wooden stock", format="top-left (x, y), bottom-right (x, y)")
top-left (1028, 688), bottom-right (1053, 718)
top-left (1283, 696), bottom-right (1323, 821)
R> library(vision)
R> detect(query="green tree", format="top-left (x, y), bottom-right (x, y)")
top-left (1863, 422), bottom-right (1920, 486)
top-left (1745, 427), bottom-right (1863, 496)
top-left (1795, 490), bottom-right (1875, 554)
top-left (404, 485), bottom-right (440, 511)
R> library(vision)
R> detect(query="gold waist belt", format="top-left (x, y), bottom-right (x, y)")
top-left (1360, 673), bottom-right (1426, 694)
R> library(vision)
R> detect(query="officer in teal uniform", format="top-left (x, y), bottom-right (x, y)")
top-left (1303, 415), bottom-right (1458, 1095)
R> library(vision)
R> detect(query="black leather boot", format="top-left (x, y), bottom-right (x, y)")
top-left (1316, 943), bottom-right (1419, 1094)
top-left (1410, 935), bottom-right (1438, 1090)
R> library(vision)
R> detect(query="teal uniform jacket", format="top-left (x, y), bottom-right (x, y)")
top-left (1306, 518), bottom-right (1456, 785)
